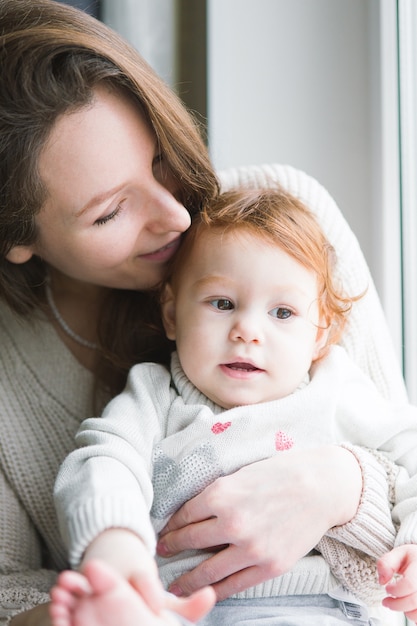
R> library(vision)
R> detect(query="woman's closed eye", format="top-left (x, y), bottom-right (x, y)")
top-left (269, 306), bottom-right (293, 320)
top-left (94, 203), bottom-right (123, 226)
top-left (209, 298), bottom-right (234, 311)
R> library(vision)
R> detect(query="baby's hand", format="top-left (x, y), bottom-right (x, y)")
top-left (378, 544), bottom-right (417, 624)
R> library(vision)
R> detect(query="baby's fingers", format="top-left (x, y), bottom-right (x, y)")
top-left (378, 545), bottom-right (417, 589)
top-left (377, 556), bottom-right (396, 586)
top-left (383, 592), bottom-right (417, 622)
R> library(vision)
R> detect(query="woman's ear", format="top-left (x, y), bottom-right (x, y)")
top-left (6, 245), bottom-right (34, 264)
top-left (161, 283), bottom-right (177, 340)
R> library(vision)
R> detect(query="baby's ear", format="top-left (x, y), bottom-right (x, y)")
top-left (312, 324), bottom-right (330, 361)
top-left (161, 283), bottom-right (177, 340)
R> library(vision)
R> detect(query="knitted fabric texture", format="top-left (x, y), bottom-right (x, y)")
top-left (0, 163), bottom-right (408, 624)
top-left (0, 300), bottom-right (110, 625)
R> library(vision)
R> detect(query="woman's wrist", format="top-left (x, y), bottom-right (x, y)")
top-left (328, 444), bottom-right (396, 554)
top-left (318, 445), bottom-right (362, 528)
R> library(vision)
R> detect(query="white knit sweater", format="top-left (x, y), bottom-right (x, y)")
top-left (55, 346), bottom-right (417, 605)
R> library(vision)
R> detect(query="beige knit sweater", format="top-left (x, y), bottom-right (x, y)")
top-left (0, 300), bottom-right (109, 623)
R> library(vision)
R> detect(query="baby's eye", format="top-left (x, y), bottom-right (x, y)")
top-left (269, 307), bottom-right (292, 320)
top-left (210, 298), bottom-right (234, 311)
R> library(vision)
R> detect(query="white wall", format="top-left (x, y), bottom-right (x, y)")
top-left (101, 0), bottom-right (176, 86)
top-left (207, 0), bottom-right (403, 360)
top-left (208, 0), bottom-right (374, 256)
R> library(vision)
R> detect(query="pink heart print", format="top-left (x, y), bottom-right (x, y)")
top-left (275, 430), bottom-right (294, 451)
top-left (211, 421), bottom-right (232, 434)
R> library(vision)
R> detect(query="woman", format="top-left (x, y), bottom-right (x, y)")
top-left (0, 1), bottom-right (401, 625)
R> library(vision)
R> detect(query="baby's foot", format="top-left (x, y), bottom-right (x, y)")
top-left (50, 560), bottom-right (180, 626)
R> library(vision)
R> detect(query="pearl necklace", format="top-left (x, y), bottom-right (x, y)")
top-left (45, 283), bottom-right (98, 350)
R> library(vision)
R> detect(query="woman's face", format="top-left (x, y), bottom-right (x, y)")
top-left (30, 86), bottom-right (191, 291)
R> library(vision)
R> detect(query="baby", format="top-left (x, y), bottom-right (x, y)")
top-left (52, 188), bottom-right (417, 626)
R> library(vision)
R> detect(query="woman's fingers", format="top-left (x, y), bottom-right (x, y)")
top-left (158, 520), bottom-right (228, 557)
top-left (167, 542), bottom-right (284, 600)
top-left (159, 487), bottom-right (219, 537)
top-left (211, 565), bottom-right (277, 602)
top-left (167, 545), bottom-right (250, 595)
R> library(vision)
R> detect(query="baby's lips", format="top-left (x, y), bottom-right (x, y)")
top-left (224, 362), bottom-right (260, 371)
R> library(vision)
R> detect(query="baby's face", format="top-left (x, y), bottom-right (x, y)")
top-left (164, 228), bottom-right (327, 409)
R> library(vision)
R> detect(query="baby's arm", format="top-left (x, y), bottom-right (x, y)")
top-left (378, 544), bottom-right (417, 624)
top-left (81, 528), bottom-right (166, 612)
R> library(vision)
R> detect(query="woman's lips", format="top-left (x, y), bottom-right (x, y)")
top-left (139, 237), bottom-right (181, 262)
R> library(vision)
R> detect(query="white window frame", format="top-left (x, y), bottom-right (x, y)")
top-left (398, 0), bottom-right (417, 403)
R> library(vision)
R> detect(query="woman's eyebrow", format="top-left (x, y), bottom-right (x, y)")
top-left (75, 183), bottom-right (125, 217)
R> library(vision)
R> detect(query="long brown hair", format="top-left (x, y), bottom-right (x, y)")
top-left (0, 0), bottom-right (218, 394)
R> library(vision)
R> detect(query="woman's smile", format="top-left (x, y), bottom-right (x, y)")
top-left (139, 236), bottom-right (183, 263)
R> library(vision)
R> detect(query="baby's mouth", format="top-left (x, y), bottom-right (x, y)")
top-left (225, 362), bottom-right (260, 372)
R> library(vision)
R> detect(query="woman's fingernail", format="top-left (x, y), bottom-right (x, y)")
top-left (156, 541), bottom-right (170, 556)
top-left (168, 584), bottom-right (184, 597)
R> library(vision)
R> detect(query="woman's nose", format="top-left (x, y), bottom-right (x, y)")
top-left (145, 182), bottom-right (191, 234)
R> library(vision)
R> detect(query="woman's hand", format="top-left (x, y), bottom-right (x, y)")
top-left (157, 446), bottom-right (362, 600)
